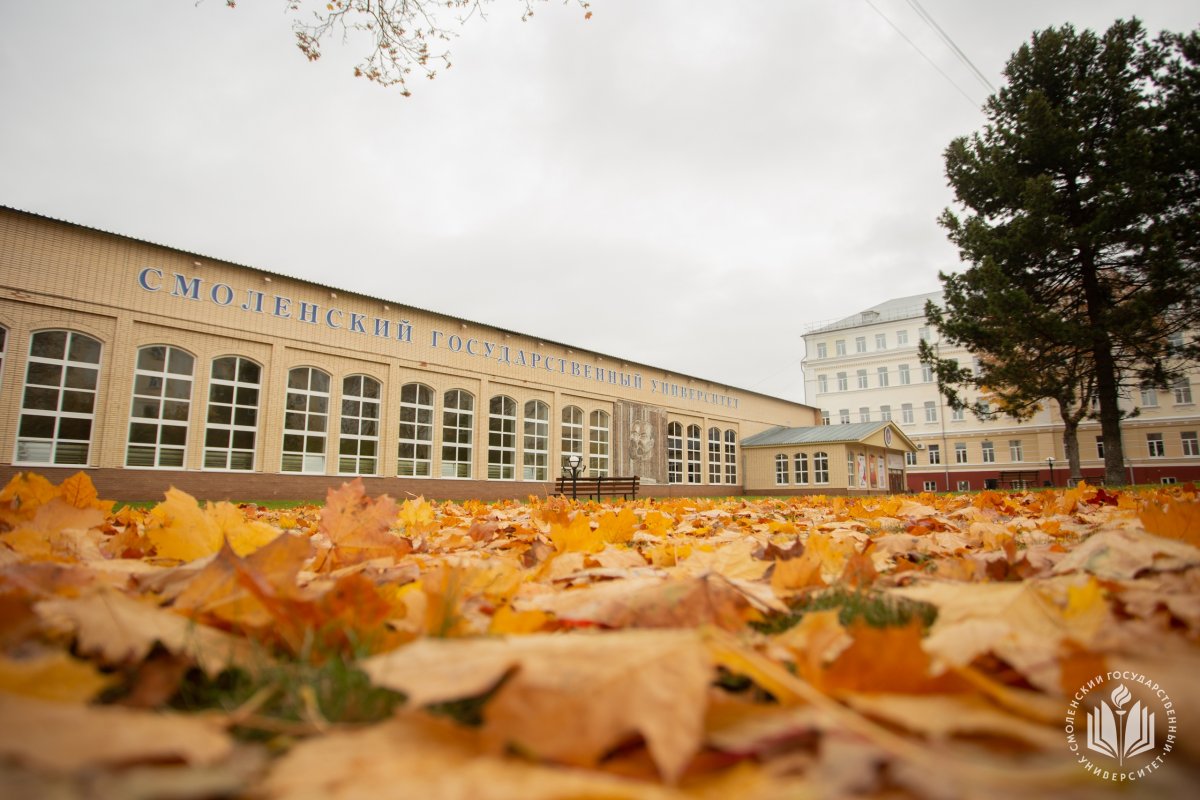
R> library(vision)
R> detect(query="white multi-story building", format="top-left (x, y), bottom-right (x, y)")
top-left (802, 291), bottom-right (1200, 491)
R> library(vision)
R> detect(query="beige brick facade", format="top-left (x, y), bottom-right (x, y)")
top-left (0, 208), bottom-right (818, 501)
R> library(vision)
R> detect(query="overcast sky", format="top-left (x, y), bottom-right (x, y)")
top-left (1, 1), bottom-right (1195, 404)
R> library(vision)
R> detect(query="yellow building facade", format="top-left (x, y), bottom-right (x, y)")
top-left (0, 207), bottom-right (819, 501)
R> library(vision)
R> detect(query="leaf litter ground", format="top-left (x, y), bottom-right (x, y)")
top-left (1, 472), bottom-right (1198, 798)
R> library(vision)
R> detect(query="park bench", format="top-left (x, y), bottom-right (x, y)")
top-left (553, 475), bottom-right (640, 501)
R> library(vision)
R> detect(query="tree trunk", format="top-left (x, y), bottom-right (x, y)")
top-left (1079, 251), bottom-right (1127, 485)
top-left (1061, 417), bottom-right (1083, 486)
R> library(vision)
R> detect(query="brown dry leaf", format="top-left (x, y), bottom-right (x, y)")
top-left (315, 478), bottom-right (409, 569)
top-left (0, 692), bottom-right (232, 772)
top-left (171, 534), bottom-right (313, 630)
top-left (769, 548), bottom-right (827, 596)
top-left (526, 572), bottom-right (772, 631)
top-left (361, 629), bottom-right (713, 782)
top-left (770, 608), bottom-right (853, 677)
top-left (259, 711), bottom-right (679, 800)
top-left (1052, 526), bottom-right (1200, 579)
top-left (894, 576), bottom-right (1116, 693)
top-left (35, 585), bottom-right (262, 676)
top-left (840, 692), bottom-right (1062, 749)
top-left (0, 499), bottom-right (106, 563)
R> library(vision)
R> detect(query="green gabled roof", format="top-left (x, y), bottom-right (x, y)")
top-left (742, 421), bottom-right (898, 447)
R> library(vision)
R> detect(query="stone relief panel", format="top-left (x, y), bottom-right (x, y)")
top-left (614, 401), bottom-right (667, 483)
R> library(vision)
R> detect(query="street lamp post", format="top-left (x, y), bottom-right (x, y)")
top-left (564, 453), bottom-right (585, 500)
top-left (1046, 456), bottom-right (1055, 487)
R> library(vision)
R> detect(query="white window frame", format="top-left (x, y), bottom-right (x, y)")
top-left (708, 426), bottom-right (723, 483)
top-left (127, 345), bottom-right (194, 469)
top-left (775, 453), bottom-right (789, 485)
top-left (15, 330), bottom-right (103, 467)
top-left (441, 389), bottom-right (474, 478)
top-left (794, 453), bottom-right (809, 484)
top-left (561, 405), bottom-right (584, 470)
top-left (522, 400), bottom-right (550, 481)
top-left (813, 451), bottom-right (829, 484)
top-left (338, 374), bottom-right (381, 476)
top-left (724, 429), bottom-right (738, 484)
top-left (667, 421), bottom-right (683, 484)
top-left (203, 355), bottom-right (261, 472)
top-left (1147, 432), bottom-right (1165, 458)
top-left (589, 410), bottom-right (611, 477)
top-left (398, 382), bottom-right (434, 477)
top-left (487, 395), bottom-right (517, 480)
top-left (686, 424), bottom-right (702, 484)
top-left (282, 367), bottom-right (331, 474)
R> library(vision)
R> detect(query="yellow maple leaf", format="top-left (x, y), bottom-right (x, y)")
top-left (0, 472), bottom-right (58, 527)
top-left (398, 496), bottom-right (437, 534)
top-left (593, 506), bottom-right (638, 544)
top-left (549, 513), bottom-right (604, 553)
top-left (206, 500), bottom-right (280, 556)
top-left (57, 472), bottom-right (114, 514)
top-left (146, 487), bottom-right (222, 562)
top-left (0, 649), bottom-right (114, 702)
top-left (488, 605), bottom-right (551, 635)
top-left (1139, 496), bottom-right (1200, 547)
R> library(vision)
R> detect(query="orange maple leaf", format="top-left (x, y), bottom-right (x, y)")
top-left (1139, 496), bottom-right (1200, 547)
top-left (316, 479), bottom-right (410, 570)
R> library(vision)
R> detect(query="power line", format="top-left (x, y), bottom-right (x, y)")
top-left (862, 0), bottom-right (980, 110)
top-left (903, 0), bottom-right (996, 94)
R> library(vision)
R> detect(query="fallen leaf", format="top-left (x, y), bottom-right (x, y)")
top-left (0, 692), bottom-right (231, 771)
top-left (361, 629), bottom-right (713, 782)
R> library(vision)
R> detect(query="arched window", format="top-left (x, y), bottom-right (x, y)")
top-left (589, 410), bottom-right (611, 477)
top-left (724, 429), bottom-right (738, 484)
top-left (441, 389), bottom-right (474, 478)
top-left (488, 395), bottom-right (517, 479)
top-left (560, 405), bottom-right (584, 470)
top-left (204, 356), bottom-right (260, 471)
top-left (127, 345), bottom-right (194, 468)
top-left (523, 400), bottom-right (549, 481)
top-left (707, 427), bottom-right (722, 483)
top-left (16, 330), bottom-right (102, 465)
top-left (775, 454), bottom-right (789, 485)
top-left (398, 382), bottom-right (434, 477)
top-left (813, 451), bottom-right (830, 484)
top-left (667, 422), bottom-right (683, 484)
top-left (282, 367), bottom-right (330, 473)
top-left (794, 453), bottom-right (809, 485)
top-left (686, 424), bottom-right (702, 484)
top-left (339, 374), bottom-right (381, 475)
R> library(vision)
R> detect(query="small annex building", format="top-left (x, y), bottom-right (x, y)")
top-left (742, 421), bottom-right (916, 495)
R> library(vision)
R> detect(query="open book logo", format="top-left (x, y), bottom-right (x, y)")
top-left (1086, 683), bottom-right (1156, 766)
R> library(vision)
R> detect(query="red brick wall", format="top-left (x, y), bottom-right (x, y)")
top-left (0, 467), bottom-right (745, 504)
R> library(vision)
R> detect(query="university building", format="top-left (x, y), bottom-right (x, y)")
top-left (802, 292), bottom-right (1200, 491)
top-left (0, 206), bottom-right (842, 502)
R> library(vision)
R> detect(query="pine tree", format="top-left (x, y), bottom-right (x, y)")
top-left (932, 19), bottom-right (1200, 485)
